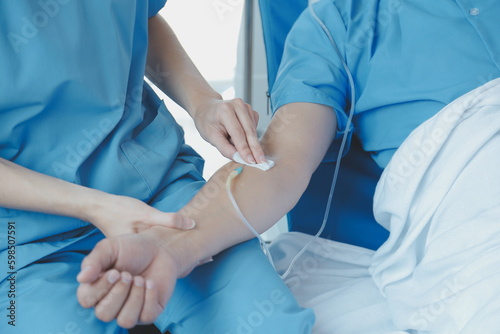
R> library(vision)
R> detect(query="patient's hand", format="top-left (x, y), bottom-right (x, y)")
top-left (76, 226), bottom-right (199, 328)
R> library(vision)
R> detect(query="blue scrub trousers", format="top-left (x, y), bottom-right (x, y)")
top-left (0, 148), bottom-right (314, 334)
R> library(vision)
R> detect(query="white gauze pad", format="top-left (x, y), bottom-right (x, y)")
top-left (232, 152), bottom-right (275, 171)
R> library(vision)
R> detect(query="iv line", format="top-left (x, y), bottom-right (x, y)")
top-left (224, 0), bottom-right (356, 280)
top-left (280, 1), bottom-right (357, 279)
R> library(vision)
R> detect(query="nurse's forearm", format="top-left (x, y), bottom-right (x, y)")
top-left (146, 15), bottom-right (265, 164)
top-left (0, 159), bottom-right (195, 237)
top-left (0, 158), bottom-right (107, 222)
top-left (146, 15), bottom-right (220, 117)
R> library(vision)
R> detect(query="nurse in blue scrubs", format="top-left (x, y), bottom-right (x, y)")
top-left (0, 0), bottom-right (314, 333)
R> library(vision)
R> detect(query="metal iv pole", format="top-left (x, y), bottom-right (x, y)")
top-left (243, 0), bottom-right (253, 104)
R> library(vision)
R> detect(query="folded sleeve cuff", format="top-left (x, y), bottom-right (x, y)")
top-left (272, 83), bottom-right (351, 142)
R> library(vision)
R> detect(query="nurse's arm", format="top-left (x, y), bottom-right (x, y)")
top-left (77, 102), bottom-right (337, 326)
top-left (146, 15), bottom-right (265, 164)
top-left (0, 159), bottom-right (195, 237)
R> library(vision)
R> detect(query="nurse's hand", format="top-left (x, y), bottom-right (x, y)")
top-left (192, 98), bottom-right (266, 164)
top-left (147, 16), bottom-right (264, 164)
top-left (76, 226), bottom-right (197, 328)
top-left (89, 194), bottom-right (196, 238)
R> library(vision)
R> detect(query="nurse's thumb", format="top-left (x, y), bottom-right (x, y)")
top-left (148, 211), bottom-right (197, 231)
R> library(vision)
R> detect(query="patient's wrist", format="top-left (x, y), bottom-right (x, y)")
top-left (145, 226), bottom-right (206, 277)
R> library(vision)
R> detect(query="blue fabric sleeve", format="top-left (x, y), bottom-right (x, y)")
top-left (271, 0), bottom-right (350, 143)
top-left (149, 0), bottom-right (167, 17)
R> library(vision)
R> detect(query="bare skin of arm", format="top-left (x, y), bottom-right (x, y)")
top-left (0, 158), bottom-right (195, 237)
top-left (76, 102), bottom-right (338, 328)
top-left (147, 15), bottom-right (264, 164)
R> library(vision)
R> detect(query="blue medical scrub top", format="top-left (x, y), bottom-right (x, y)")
top-left (272, 0), bottom-right (500, 248)
top-left (0, 0), bottom-right (204, 277)
top-left (0, 5), bottom-right (316, 334)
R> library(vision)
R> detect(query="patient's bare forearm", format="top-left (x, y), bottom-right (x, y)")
top-left (179, 160), bottom-right (306, 260)
top-left (174, 103), bottom-right (338, 265)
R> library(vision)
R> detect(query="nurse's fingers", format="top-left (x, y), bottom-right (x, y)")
top-left (142, 211), bottom-right (196, 232)
top-left (223, 100), bottom-right (261, 164)
top-left (95, 271), bottom-right (133, 323)
top-left (209, 130), bottom-right (238, 161)
top-left (218, 107), bottom-right (262, 164)
top-left (116, 276), bottom-right (146, 329)
top-left (77, 269), bottom-right (121, 308)
top-left (139, 280), bottom-right (164, 324)
top-left (233, 103), bottom-right (265, 164)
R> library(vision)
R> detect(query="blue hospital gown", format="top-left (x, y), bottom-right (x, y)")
top-left (273, 0), bottom-right (500, 249)
top-left (0, 1), bottom-right (313, 333)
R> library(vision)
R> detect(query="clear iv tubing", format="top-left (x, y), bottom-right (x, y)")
top-left (224, 1), bottom-right (356, 279)
top-left (225, 167), bottom-right (276, 270)
top-left (279, 2), bottom-right (357, 279)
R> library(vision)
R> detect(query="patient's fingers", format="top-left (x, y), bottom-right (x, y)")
top-left (117, 276), bottom-right (146, 329)
top-left (94, 272), bottom-right (133, 323)
top-left (77, 238), bottom-right (117, 284)
top-left (77, 269), bottom-right (121, 308)
top-left (139, 280), bottom-right (163, 324)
